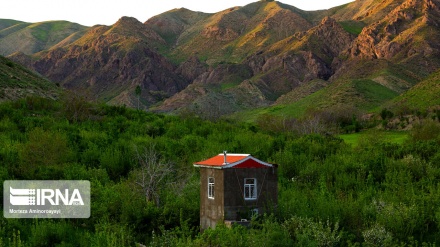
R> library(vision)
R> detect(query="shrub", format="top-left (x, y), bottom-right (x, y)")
top-left (362, 224), bottom-right (393, 246)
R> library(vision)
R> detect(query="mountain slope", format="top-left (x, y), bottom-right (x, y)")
top-left (156, 15), bottom-right (354, 114)
top-left (331, 0), bottom-right (406, 24)
top-left (341, 0), bottom-right (440, 69)
top-left (0, 55), bottom-right (59, 101)
top-left (152, 0), bottom-right (318, 64)
top-left (0, 19), bottom-right (25, 30)
top-left (391, 68), bottom-right (440, 109)
top-left (145, 8), bottom-right (212, 48)
top-left (263, 55), bottom-right (423, 117)
top-left (151, 0), bottom-right (440, 116)
top-left (9, 17), bottom-right (189, 108)
top-left (0, 20), bottom-right (89, 56)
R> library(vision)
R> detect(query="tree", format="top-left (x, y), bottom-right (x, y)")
top-left (131, 145), bottom-right (174, 206)
top-left (18, 128), bottom-right (71, 179)
top-left (135, 85), bottom-right (141, 110)
top-left (61, 90), bottom-right (96, 123)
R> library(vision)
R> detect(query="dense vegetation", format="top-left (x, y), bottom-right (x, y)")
top-left (1, 96), bottom-right (440, 246)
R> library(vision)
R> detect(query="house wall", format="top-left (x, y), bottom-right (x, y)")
top-left (199, 167), bottom-right (224, 230)
top-left (223, 167), bottom-right (278, 221)
top-left (199, 166), bottom-right (278, 230)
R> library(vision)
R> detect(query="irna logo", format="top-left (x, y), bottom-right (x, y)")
top-left (4, 180), bottom-right (90, 218)
top-left (10, 187), bottom-right (84, 206)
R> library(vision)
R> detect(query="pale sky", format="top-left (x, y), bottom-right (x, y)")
top-left (2, 0), bottom-right (353, 27)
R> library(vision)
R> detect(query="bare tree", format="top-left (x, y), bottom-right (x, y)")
top-left (131, 145), bottom-right (174, 206)
top-left (297, 114), bottom-right (327, 135)
top-left (60, 89), bottom-right (100, 123)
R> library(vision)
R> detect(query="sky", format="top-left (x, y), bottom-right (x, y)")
top-left (1, 0), bottom-right (354, 27)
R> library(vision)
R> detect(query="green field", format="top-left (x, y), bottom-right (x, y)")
top-left (339, 130), bottom-right (409, 146)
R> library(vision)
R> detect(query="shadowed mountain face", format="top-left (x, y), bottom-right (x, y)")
top-left (4, 0), bottom-right (440, 115)
top-left (0, 55), bottom-right (59, 102)
top-left (9, 17), bottom-right (191, 107)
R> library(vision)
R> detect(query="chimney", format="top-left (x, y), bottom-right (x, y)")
top-left (223, 151), bottom-right (227, 165)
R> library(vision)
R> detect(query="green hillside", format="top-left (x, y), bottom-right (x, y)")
top-left (234, 64), bottom-right (416, 122)
top-left (0, 55), bottom-right (59, 101)
top-left (0, 19), bottom-right (25, 30)
top-left (387, 69), bottom-right (440, 110)
top-left (0, 19), bottom-right (88, 56)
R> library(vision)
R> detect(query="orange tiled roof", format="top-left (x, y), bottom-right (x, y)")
top-left (193, 153), bottom-right (274, 169)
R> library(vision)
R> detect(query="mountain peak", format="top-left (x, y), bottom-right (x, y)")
top-left (114, 16), bottom-right (143, 27)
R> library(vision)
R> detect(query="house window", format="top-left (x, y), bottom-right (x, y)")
top-left (208, 177), bottom-right (214, 199)
top-left (244, 178), bottom-right (257, 200)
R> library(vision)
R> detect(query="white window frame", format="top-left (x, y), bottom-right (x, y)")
top-left (208, 177), bottom-right (215, 199)
top-left (244, 178), bottom-right (257, 200)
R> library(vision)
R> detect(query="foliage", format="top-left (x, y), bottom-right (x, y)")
top-left (0, 97), bottom-right (440, 245)
top-left (410, 119), bottom-right (440, 142)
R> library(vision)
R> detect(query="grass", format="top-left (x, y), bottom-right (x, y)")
top-left (353, 79), bottom-right (399, 109)
top-left (29, 21), bottom-right (85, 42)
top-left (339, 130), bottom-right (409, 146)
top-left (0, 20), bottom-right (88, 56)
top-left (0, 19), bottom-right (26, 30)
top-left (229, 75), bottom-right (402, 123)
top-left (391, 69), bottom-right (440, 109)
top-left (339, 21), bottom-right (365, 35)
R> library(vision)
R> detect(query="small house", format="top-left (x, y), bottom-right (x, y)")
top-left (193, 152), bottom-right (278, 230)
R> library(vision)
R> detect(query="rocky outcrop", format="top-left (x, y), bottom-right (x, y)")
top-left (244, 51), bottom-right (332, 100)
top-left (156, 63), bottom-right (254, 112)
top-left (345, 0), bottom-right (440, 60)
top-left (242, 17), bottom-right (350, 98)
top-left (303, 17), bottom-right (354, 60)
top-left (192, 63), bottom-right (253, 85)
top-left (175, 56), bottom-right (208, 82)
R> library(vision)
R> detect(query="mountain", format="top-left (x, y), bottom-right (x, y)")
top-left (8, 17), bottom-right (190, 108)
top-left (3, 0), bottom-right (440, 117)
top-left (0, 55), bottom-right (59, 101)
top-left (154, 14), bottom-right (354, 116)
top-left (146, 0), bottom-right (321, 64)
top-left (0, 19), bottom-right (89, 56)
top-left (263, 0), bottom-right (440, 118)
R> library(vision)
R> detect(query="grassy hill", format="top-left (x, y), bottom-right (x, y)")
top-left (390, 69), bottom-right (440, 110)
top-left (0, 19), bottom-right (89, 56)
top-left (0, 55), bottom-right (59, 101)
top-left (0, 19), bottom-right (25, 30)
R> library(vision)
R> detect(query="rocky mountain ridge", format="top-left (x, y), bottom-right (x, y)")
top-left (2, 0), bottom-right (440, 116)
